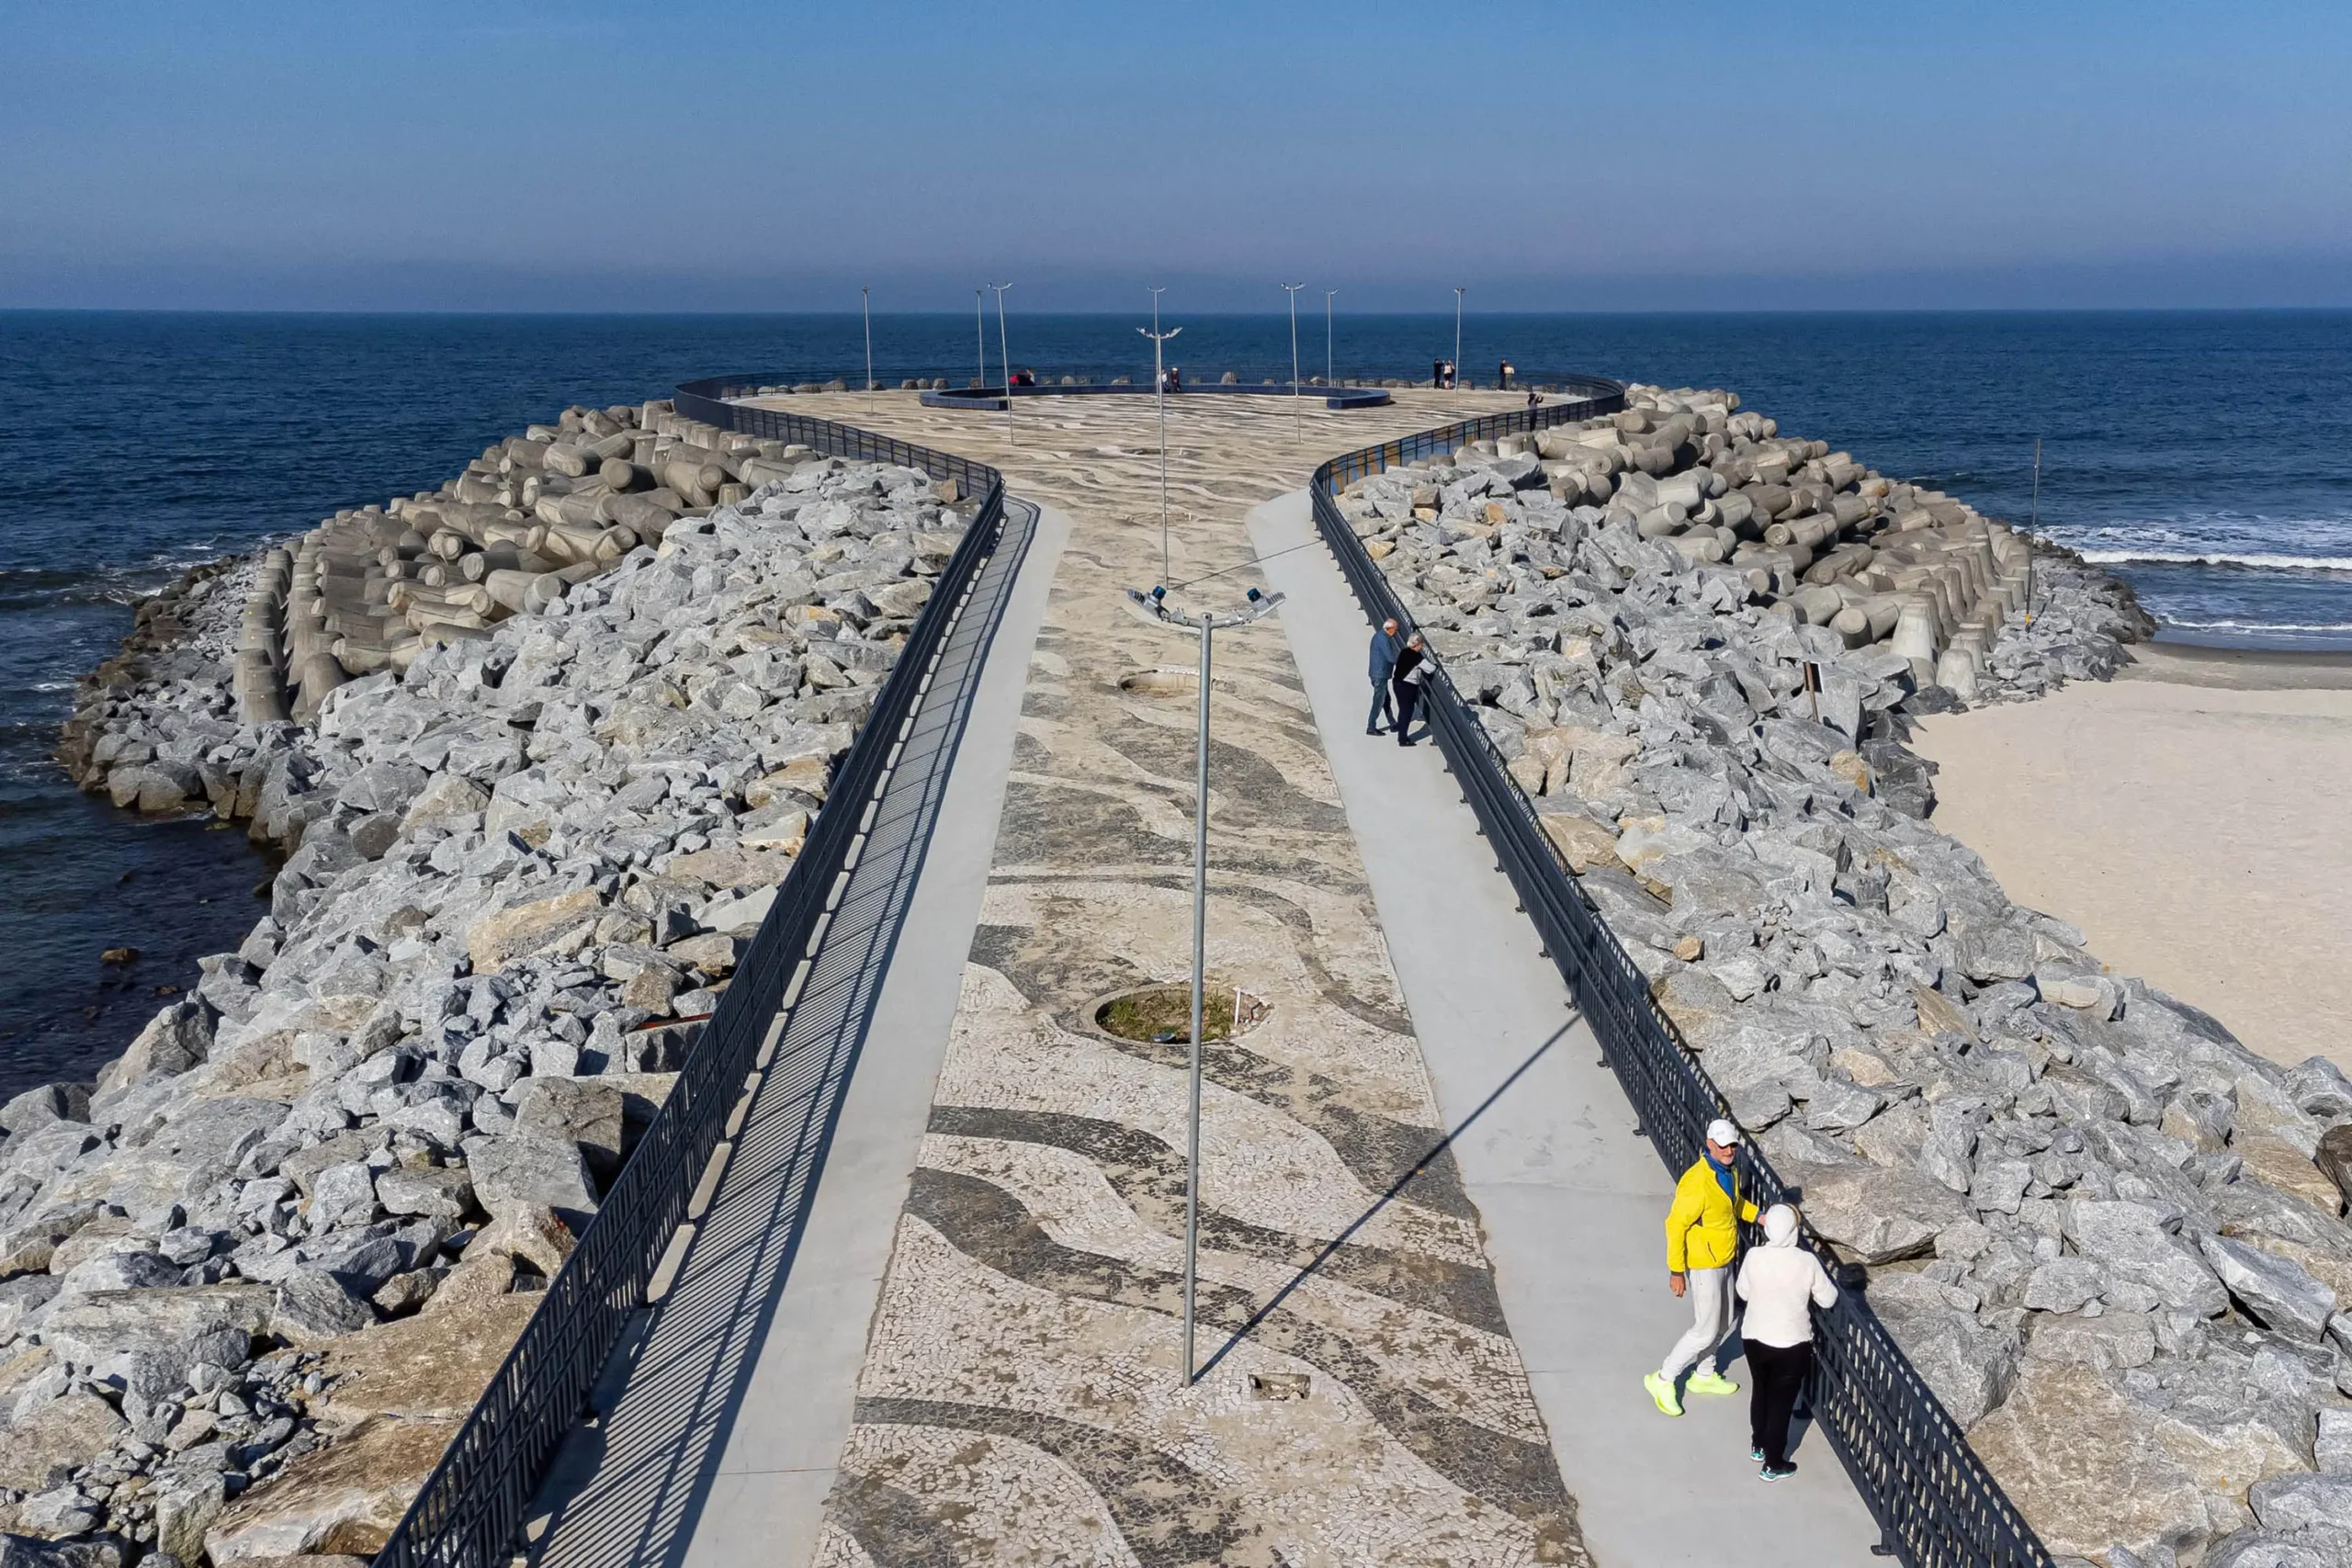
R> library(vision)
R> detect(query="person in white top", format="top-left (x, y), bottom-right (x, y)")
top-left (1734, 1203), bottom-right (1838, 1480)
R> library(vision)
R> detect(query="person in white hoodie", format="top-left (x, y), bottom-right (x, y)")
top-left (1734, 1202), bottom-right (1838, 1480)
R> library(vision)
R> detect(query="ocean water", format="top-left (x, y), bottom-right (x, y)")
top-left (2, 308), bottom-right (2346, 1094)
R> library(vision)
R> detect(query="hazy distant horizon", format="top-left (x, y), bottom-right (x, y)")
top-left (6, 1), bottom-right (2347, 314)
top-left (9, 301), bottom-right (2352, 320)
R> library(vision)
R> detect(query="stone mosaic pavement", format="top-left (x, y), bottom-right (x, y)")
top-left (742, 389), bottom-right (1595, 1567)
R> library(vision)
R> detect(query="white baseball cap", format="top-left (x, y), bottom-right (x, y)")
top-left (1706, 1118), bottom-right (1742, 1147)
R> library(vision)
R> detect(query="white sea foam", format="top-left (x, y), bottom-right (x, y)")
top-left (2076, 549), bottom-right (2352, 573)
top-left (2163, 617), bottom-right (2352, 634)
top-left (2168, 621), bottom-right (2352, 635)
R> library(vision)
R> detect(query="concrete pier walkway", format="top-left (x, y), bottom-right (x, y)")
top-left (1250, 490), bottom-right (1886, 1566)
top-left (525, 499), bottom-right (1069, 1568)
top-left (518, 388), bottom-right (1895, 1567)
top-left (748, 389), bottom-right (1598, 1565)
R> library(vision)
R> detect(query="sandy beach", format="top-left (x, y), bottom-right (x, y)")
top-left (1912, 638), bottom-right (2352, 1071)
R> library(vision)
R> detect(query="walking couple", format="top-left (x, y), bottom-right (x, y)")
top-left (1366, 617), bottom-right (1429, 745)
top-left (1645, 1119), bottom-right (1839, 1483)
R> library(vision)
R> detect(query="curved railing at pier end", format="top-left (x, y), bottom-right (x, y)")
top-left (1305, 375), bottom-right (2054, 1568)
top-left (373, 384), bottom-right (1010, 1568)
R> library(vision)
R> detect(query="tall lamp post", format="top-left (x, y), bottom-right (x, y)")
top-left (1325, 288), bottom-right (1338, 387)
top-left (2026, 436), bottom-right (2042, 622)
top-left (1281, 282), bottom-right (1306, 434)
top-left (1139, 318), bottom-right (1182, 588)
top-left (1123, 582), bottom-right (1288, 1387)
top-left (862, 286), bottom-right (874, 392)
top-left (974, 288), bottom-right (986, 390)
top-left (1453, 286), bottom-right (1465, 391)
top-left (989, 281), bottom-right (1013, 436)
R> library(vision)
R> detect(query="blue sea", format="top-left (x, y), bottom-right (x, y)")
top-left (2, 309), bottom-right (2347, 1094)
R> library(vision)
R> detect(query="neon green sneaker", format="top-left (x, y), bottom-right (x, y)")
top-left (1685, 1371), bottom-right (1741, 1396)
top-left (1642, 1371), bottom-right (1683, 1416)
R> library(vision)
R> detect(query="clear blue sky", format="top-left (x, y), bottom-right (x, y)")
top-left (4, 0), bottom-right (2347, 311)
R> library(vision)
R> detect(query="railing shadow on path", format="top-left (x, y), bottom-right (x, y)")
top-left (521, 499), bottom-right (1038, 1568)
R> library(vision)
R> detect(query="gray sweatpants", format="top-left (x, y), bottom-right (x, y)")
top-left (1659, 1265), bottom-right (1734, 1381)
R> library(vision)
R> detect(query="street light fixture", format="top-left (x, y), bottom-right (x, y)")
top-left (1121, 581), bottom-right (1288, 1388)
top-left (1139, 312), bottom-right (1182, 589)
top-left (862, 286), bottom-right (874, 392)
top-left (1281, 283), bottom-right (1306, 434)
top-left (974, 288), bottom-right (986, 390)
top-left (1325, 288), bottom-right (1338, 388)
top-left (1453, 286), bottom-right (1465, 391)
top-left (989, 281), bottom-right (1013, 436)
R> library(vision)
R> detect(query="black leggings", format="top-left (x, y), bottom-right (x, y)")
top-left (1392, 679), bottom-right (1421, 742)
top-left (1745, 1338), bottom-right (1812, 1468)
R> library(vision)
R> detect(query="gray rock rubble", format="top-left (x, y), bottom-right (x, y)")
top-left (6, 405), bottom-right (965, 1560)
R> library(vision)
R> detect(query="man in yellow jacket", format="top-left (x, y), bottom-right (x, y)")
top-left (1644, 1117), bottom-right (1758, 1416)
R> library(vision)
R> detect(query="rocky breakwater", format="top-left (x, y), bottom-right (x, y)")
top-left (1339, 384), bottom-right (2352, 1566)
top-left (4, 434), bottom-right (969, 1568)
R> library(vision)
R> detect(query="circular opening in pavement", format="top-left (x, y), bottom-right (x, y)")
top-left (1118, 667), bottom-right (1198, 698)
top-left (1091, 983), bottom-right (1265, 1044)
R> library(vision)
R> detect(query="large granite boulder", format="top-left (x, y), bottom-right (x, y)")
top-left (461, 1133), bottom-right (597, 1230)
top-left (2199, 1233), bottom-right (2338, 1342)
top-left (1792, 1163), bottom-right (1968, 1264)
top-left (314, 1295), bottom-right (537, 1421)
top-left (2063, 1199), bottom-right (2229, 1317)
top-left (1972, 1359), bottom-right (2299, 1564)
top-left (204, 1416), bottom-right (457, 1563)
top-left (0, 1391), bottom-right (128, 1492)
top-left (36, 1281), bottom-right (272, 1368)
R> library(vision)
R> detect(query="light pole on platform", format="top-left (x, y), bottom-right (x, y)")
top-left (862, 287), bottom-right (874, 392)
top-left (1139, 318), bottom-right (1182, 589)
top-left (974, 288), bottom-right (986, 390)
top-left (989, 282), bottom-right (1013, 436)
top-left (1325, 288), bottom-right (1338, 387)
top-left (1121, 581), bottom-right (1288, 1388)
top-left (1453, 286), bottom-right (1465, 390)
top-left (2027, 436), bottom-right (2043, 623)
top-left (1281, 282), bottom-right (1306, 434)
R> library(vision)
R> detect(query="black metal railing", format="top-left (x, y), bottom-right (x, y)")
top-left (1307, 383), bottom-right (2053, 1568)
top-left (373, 383), bottom-right (1008, 1568)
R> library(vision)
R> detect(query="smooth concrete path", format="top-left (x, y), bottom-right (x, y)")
top-left (1250, 491), bottom-right (1888, 1568)
top-left (526, 501), bottom-right (1069, 1568)
top-left (684, 501), bottom-right (1069, 1567)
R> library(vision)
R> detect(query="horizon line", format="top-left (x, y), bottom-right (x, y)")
top-left (8, 304), bottom-right (2352, 319)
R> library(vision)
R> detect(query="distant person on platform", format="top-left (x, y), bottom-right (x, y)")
top-left (1163, 366), bottom-right (1182, 392)
top-left (1366, 616), bottom-right (1401, 735)
top-left (1390, 632), bottom-right (1428, 746)
top-left (1432, 358), bottom-right (1447, 389)
top-left (1643, 1118), bottom-right (1758, 1417)
top-left (1736, 1202), bottom-right (1838, 1482)
top-left (1525, 389), bottom-right (1543, 414)
top-left (1498, 359), bottom-right (1515, 389)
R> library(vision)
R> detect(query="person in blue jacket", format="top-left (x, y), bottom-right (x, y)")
top-left (1366, 616), bottom-right (1400, 735)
